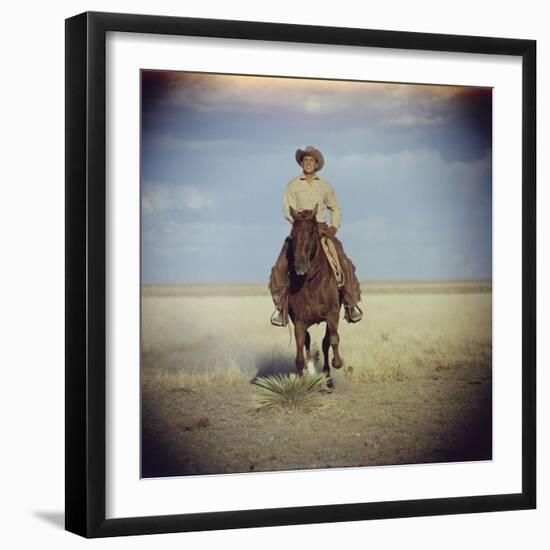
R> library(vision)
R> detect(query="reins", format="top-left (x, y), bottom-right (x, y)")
top-left (305, 232), bottom-right (323, 280)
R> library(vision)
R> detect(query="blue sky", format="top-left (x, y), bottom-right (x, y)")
top-left (141, 71), bottom-right (492, 284)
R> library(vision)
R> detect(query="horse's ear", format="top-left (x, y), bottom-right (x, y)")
top-left (289, 206), bottom-right (297, 220)
top-left (312, 203), bottom-right (318, 216)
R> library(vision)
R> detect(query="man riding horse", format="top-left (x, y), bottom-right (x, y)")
top-left (269, 146), bottom-right (363, 327)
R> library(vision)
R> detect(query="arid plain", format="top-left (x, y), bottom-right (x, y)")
top-left (141, 281), bottom-right (492, 477)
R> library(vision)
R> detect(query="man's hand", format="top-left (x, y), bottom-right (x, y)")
top-left (317, 222), bottom-right (337, 238)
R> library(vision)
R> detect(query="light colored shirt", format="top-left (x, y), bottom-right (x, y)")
top-left (283, 174), bottom-right (342, 229)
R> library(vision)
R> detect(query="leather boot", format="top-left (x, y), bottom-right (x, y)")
top-left (344, 304), bottom-right (363, 323)
top-left (270, 309), bottom-right (288, 327)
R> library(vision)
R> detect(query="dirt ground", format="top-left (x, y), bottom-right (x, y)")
top-left (142, 369), bottom-right (491, 477)
top-left (141, 282), bottom-right (492, 477)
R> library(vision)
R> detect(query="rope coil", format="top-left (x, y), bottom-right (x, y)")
top-left (320, 236), bottom-right (345, 288)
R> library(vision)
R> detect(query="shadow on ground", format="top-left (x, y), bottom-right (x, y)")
top-left (436, 383), bottom-right (493, 462)
top-left (250, 353), bottom-right (297, 382)
top-left (33, 511), bottom-right (65, 530)
top-left (142, 421), bottom-right (196, 478)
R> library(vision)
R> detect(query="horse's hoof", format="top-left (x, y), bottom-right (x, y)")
top-left (332, 358), bottom-right (343, 369)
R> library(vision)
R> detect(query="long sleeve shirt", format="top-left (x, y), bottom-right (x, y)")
top-left (283, 174), bottom-right (342, 229)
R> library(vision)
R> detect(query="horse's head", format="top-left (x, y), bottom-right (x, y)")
top-left (289, 205), bottom-right (319, 276)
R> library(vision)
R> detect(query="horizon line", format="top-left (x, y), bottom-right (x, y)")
top-left (141, 277), bottom-right (492, 287)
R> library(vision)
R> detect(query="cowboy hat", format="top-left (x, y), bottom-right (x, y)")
top-left (295, 146), bottom-right (324, 171)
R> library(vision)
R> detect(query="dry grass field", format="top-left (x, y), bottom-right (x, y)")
top-left (141, 281), bottom-right (492, 477)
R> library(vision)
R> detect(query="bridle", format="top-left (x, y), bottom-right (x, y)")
top-left (291, 220), bottom-right (322, 279)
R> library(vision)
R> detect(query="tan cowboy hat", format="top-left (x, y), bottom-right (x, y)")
top-left (295, 146), bottom-right (324, 171)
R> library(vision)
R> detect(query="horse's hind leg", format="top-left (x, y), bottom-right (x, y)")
top-left (304, 330), bottom-right (315, 375)
top-left (322, 325), bottom-right (334, 389)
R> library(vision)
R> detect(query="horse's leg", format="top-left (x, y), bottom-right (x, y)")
top-left (294, 322), bottom-right (306, 377)
top-left (327, 313), bottom-right (343, 370)
top-left (304, 330), bottom-right (315, 375)
top-left (322, 324), bottom-right (334, 389)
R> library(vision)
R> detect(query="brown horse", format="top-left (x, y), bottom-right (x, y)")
top-left (287, 205), bottom-right (343, 389)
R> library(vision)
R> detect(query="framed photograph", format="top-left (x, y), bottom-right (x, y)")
top-left (65, 11), bottom-right (536, 538)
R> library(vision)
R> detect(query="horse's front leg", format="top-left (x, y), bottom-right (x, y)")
top-left (327, 314), bottom-right (343, 370)
top-left (294, 322), bottom-right (306, 377)
top-left (304, 330), bottom-right (315, 375)
top-left (322, 325), bottom-right (334, 389)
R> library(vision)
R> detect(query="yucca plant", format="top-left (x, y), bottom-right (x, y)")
top-left (252, 373), bottom-right (327, 410)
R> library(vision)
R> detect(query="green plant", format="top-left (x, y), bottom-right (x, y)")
top-left (252, 373), bottom-right (327, 410)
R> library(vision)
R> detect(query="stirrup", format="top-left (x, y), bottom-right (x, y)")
top-left (270, 309), bottom-right (288, 327)
top-left (344, 304), bottom-right (363, 323)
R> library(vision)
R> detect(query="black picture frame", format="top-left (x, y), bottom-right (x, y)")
top-left (65, 11), bottom-right (536, 538)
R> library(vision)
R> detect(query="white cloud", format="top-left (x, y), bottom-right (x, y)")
top-left (152, 136), bottom-right (243, 154)
top-left (331, 149), bottom-right (435, 172)
top-left (142, 220), bottom-right (283, 261)
top-left (382, 113), bottom-right (448, 128)
top-left (340, 217), bottom-right (392, 242)
top-left (329, 148), bottom-right (491, 183)
top-left (160, 73), bottom-right (469, 115)
top-left (142, 184), bottom-right (214, 214)
top-left (304, 95), bottom-right (323, 113)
